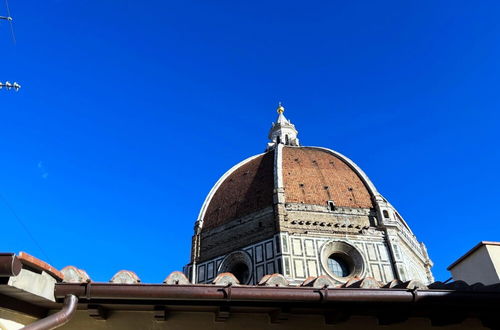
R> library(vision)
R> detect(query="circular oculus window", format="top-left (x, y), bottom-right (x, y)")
top-left (320, 240), bottom-right (365, 281)
top-left (327, 253), bottom-right (351, 277)
top-left (218, 251), bottom-right (253, 284)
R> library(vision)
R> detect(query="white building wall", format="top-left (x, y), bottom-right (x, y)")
top-left (450, 244), bottom-right (500, 285)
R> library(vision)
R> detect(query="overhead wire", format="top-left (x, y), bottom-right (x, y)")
top-left (0, 192), bottom-right (53, 264)
top-left (4, 0), bottom-right (15, 44)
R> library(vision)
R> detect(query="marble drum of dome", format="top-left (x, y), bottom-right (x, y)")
top-left (185, 104), bottom-right (434, 286)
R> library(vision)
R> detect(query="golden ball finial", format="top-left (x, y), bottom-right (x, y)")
top-left (277, 102), bottom-right (285, 114)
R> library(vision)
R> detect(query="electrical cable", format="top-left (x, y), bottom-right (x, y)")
top-left (0, 192), bottom-right (53, 264)
top-left (4, 0), bottom-right (15, 44)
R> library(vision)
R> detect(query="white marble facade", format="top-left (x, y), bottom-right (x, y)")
top-left (185, 230), bottom-right (431, 285)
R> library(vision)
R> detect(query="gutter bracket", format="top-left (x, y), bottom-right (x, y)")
top-left (218, 283), bottom-right (232, 302)
top-left (85, 282), bottom-right (92, 301)
top-left (409, 287), bottom-right (418, 303)
top-left (314, 285), bottom-right (329, 303)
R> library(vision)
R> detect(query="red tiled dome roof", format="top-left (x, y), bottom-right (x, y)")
top-left (202, 150), bottom-right (275, 230)
top-left (282, 147), bottom-right (373, 209)
top-left (200, 147), bottom-right (374, 230)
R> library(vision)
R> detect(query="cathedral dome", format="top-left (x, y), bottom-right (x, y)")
top-left (199, 146), bottom-right (375, 231)
top-left (189, 104), bottom-right (433, 286)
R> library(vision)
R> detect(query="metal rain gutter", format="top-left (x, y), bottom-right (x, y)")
top-left (0, 253), bottom-right (22, 277)
top-left (54, 283), bottom-right (500, 305)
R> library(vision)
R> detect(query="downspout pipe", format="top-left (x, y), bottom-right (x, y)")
top-left (23, 294), bottom-right (78, 330)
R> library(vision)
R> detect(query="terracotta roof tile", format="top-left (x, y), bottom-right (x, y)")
top-left (163, 271), bottom-right (189, 285)
top-left (61, 265), bottom-right (91, 283)
top-left (51, 267), bottom-right (500, 293)
top-left (110, 270), bottom-right (141, 284)
top-left (18, 251), bottom-right (64, 281)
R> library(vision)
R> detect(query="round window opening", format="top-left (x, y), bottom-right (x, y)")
top-left (327, 253), bottom-right (351, 277)
top-left (230, 262), bottom-right (250, 284)
top-left (321, 240), bottom-right (365, 282)
top-left (218, 251), bottom-right (253, 284)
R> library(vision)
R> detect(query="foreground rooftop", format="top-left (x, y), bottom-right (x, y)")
top-left (1, 252), bottom-right (500, 329)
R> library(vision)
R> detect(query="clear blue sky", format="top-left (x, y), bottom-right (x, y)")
top-left (1, 0), bottom-right (499, 283)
